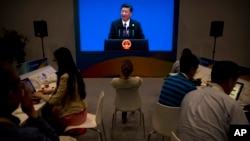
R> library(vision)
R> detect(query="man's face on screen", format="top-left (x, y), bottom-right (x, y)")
top-left (121, 7), bottom-right (132, 21)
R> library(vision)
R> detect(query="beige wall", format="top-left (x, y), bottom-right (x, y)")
top-left (0, 0), bottom-right (249, 67)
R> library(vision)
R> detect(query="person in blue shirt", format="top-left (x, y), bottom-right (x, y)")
top-left (0, 61), bottom-right (59, 141)
top-left (159, 53), bottom-right (199, 107)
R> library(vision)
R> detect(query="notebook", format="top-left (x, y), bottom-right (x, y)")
top-left (21, 78), bottom-right (36, 94)
top-left (229, 82), bottom-right (244, 100)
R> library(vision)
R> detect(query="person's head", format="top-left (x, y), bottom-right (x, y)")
top-left (0, 61), bottom-right (21, 115)
top-left (0, 37), bottom-right (14, 63)
top-left (181, 48), bottom-right (192, 57)
top-left (211, 61), bottom-right (239, 94)
top-left (120, 3), bottom-right (133, 22)
top-left (180, 54), bottom-right (199, 79)
top-left (53, 47), bottom-right (86, 100)
top-left (53, 47), bottom-right (77, 74)
top-left (121, 59), bottom-right (134, 78)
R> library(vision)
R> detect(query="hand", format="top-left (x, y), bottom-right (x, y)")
top-left (33, 91), bottom-right (44, 98)
top-left (20, 82), bottom-right (38, 119)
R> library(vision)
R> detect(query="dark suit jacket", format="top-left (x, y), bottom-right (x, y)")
top-left (108, 19), bottom-right (145, 39)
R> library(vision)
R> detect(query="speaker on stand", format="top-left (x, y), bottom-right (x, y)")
top-left (33, 20), bottom-right (48, 58)
top-left (210, 21), bottom-right (224, 60)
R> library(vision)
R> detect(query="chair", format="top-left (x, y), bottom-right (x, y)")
top-left (111, 88), bottom-right (145, 139)
top-left (59, 136), bottom-right (77, 141)
top-left (147, 102), bottom-right (180, 141)
top-left (171, 131), bottom-right (181, 141)
top-left (64, 90), bottom-right (107, 141)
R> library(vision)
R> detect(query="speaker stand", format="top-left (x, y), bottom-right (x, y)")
top-left (40, 37), bottom-right (45, 58)
top-left (212, 36), bottom-right (217, 60)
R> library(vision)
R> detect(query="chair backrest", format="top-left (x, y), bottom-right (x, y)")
top-left (95, 90), bottom-right (105, 124)
top-left (114, 88), bottom-right (141, 111)
top-left (59, 135), bottom-right (77, 141)
top-left (171, 131), bottom-right (181, 141)
top-left (151, 102), bottom-right (180, 137)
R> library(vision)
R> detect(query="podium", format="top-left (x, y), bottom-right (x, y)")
top-left (104, 39), bottom-right (148, 51)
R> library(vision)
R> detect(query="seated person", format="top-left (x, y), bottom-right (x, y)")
top-left (159, 53), bottom-right (199, 107)
top-left (0, 61), bottom-right (59, 141)
top-left (177, 61), bottom-right (249, 141)
top-left (110, 59), bottom-right (143, 124)
top-left (170, 48), bottom-right (192, 73)
top-left (33, 47), bottom-right (87, 135)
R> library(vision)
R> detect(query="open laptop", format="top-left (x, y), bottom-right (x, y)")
top-left (229, 82), bottom-right (244, 100)
top-left (21, 77), bottom-right (36, 94)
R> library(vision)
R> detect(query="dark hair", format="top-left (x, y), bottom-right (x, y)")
top-left (121, 3), bottom-right (133, 12)
top-left (53, 47), bottom-right (86, 101)
top-left (0, 61), bottom-right (19, 95)
top-left (181, 48), bottom-right (192, 56)
top-left (0, 61), bottom-right (20, 114)
top-left (121, 59), bottom-right (133, 77)
top-left (0, 38), bottom-right (14, 63)
top-left (180, 54), bottom-right (199, 73)
top-left (211, 61), bottom-right (239, 83)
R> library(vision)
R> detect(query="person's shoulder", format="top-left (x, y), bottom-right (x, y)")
top-left (173, 60), bottom-right (180, 66)
top-left (111, 77), bottom-right (120, 83)
top-left (112, 19), bottom-right (122, 24)
top-left (132, 76), bottom-right (143, 81)
top-left (130, 19), bottom-right (141, 24)
top-left (60, 73), bottom-right (69, 80)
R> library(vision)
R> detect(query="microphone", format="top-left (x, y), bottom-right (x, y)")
top-left (118, 26), bottom-right (125, 37)
top-left (131, 24), bottom-right (135, 37)
top-left (122, 26), bottom-right (126, 37)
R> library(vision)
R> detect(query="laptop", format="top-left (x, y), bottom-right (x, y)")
top-left (104, 39), bottom-right (149, 51)
top-left (21, 78), bottom-right (36, 94)
top-left (229, 82), bottom-right (244, 100)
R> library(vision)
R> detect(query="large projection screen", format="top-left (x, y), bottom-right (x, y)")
top-left (74, 0), bottom-right (179, 77)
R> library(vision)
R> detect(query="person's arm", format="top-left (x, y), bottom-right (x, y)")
top-left (42, 74), bottom-right (68, 104)
top-left (34, 73), bottom-right (68, 105)
top-left (21, 82), bottom-right (59, 141)
top-left (135, 22), bottom-right (145, 39)
top-left (110, 78), bottom-right (118, 89)
top-left (108, 21), bottom-right (117, 39)
top-left (170, 61), bottom-right (179, 73)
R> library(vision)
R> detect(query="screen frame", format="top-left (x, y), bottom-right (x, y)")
top-left (73, 0), bottom-right (180, 73)
top-left (229, 82), bottom-right (244, 100)
top-left (21, 78), bottom-right (36, 94)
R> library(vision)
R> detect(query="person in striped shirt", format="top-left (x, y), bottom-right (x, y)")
top-left (158, 53), bottom-right (199, 107)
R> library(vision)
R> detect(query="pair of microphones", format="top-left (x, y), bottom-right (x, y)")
top-left (118, 24), bottom-right (135, 38)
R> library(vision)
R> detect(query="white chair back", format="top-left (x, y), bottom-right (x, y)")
top-left (171, 131), bottom-right (181, 141)
top-left (59, 136), bottom-right (77, 141)
top-left (95, 90), bottom-right (104, 124)
top-left (152, 102), bottom-right (180, 137)
top-left (114, 88), bottom-right (141, 111)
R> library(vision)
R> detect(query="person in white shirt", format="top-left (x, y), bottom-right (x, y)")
top-left (111, 59), bottom-right (142, 124)
top-left (177, 61), bottom-right (249, 141)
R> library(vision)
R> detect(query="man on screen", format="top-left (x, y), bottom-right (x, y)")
top-left (108, 3), bottom-right (145, 39)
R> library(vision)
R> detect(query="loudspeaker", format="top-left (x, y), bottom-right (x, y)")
top-left (33, 20), bottom-right (48, 37)
top-left (210, 21), bottom-right (224, 37)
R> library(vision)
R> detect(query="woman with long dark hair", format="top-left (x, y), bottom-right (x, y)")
top-left (34, 47), bottom-right (87, 134)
